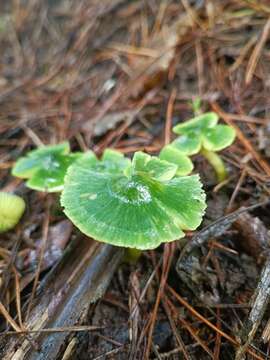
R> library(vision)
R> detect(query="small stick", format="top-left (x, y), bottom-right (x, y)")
top-left (0, 325), bottom-right (104, 336)
top-left (178, 200), bottom-right (270, 262)
top-left (0, 301), bottom-right (21, 332)
top-left (235, 255), bottom-right (270, 360)
top-left (164, 87), bottom-right (177, 145)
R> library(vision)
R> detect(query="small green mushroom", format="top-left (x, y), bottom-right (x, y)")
top-left (159, 145), bottom-right (194, 176)
top-left (12, 142), bottom-right (83, 192)
top-left (171, 112), bottom-right (236, 182)
top-left (0, 192), bottom-right (25, 233)
top-left (61, 151), bottom-right (206, 250)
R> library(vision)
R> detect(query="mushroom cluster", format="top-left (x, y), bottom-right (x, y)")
top-left (11, 109), bottom-right (236, 250)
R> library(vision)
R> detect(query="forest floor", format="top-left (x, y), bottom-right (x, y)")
top-left (1, 1), bottom-right (270, 359)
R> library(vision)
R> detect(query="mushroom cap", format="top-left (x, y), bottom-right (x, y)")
top-left (173, 112), bottom-right (218, 135)
top-left (61, 151), bottom-right (206, 250)
top-left (12, 142), bottom-right (83, 192)
top-left (0, 192), bottom-right (25, 233)
top-left (159, 145), bottom-right (194, 175)
top-left (172, 112), bottom-right (236, 154)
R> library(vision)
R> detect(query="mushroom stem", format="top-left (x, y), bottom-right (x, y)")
top-left (123, 248), bottom-right (142, 263)
top-left (200, 147), bottom-right (227, 182)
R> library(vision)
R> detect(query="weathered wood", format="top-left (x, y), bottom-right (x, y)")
top-left (0, 236), bottom-right (123, 360)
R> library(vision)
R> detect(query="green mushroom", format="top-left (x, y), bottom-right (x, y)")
top-left (61, 150), bottom-right (206, 250)
top-left (159, 145), bottom-right (194, 176)
top-left (12, 142), bottom-right (83, 192)
top-left (170, 112), bottom-right (236, 182)
top-left (0, 192), bottom-right (25, 233)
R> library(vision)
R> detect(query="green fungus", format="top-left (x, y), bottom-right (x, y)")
top-left (12, 142), bottom-right (83, 192)
top-left (171, 112), bottom-right (236, 182)
top-left (159, 145), bottom-right (194, 176)
top-left (61, 151), bottom-right (206, 250)
top-left (0, 192), bottom-right (25, 233)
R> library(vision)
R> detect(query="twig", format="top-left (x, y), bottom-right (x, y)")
top-left (164, 87), bottom-right (177, 145)
top-left (235, 255), bottom-right (270, 360)
top-left (178, 200), bottom-right (270, 262)
top-left (0, 301), bottom-right (21, 332)
top-left (0, 325), bottom-right (104, 336)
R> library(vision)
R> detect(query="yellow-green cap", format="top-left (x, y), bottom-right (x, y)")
top-left (0, 192), bottom-right (25, 233)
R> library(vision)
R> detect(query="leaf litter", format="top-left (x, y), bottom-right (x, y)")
top-left (0, 0), bottom-right (270, 359)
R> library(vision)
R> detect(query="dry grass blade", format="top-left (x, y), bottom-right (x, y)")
top-left (245, 18), bottom-right (270, 85)
top-left (0, 301), bottom-right (21, 333)
top-left (164, 88), bottom-right (177, 145)
top-left (0, 325), bottom-right (103, 336)
top-left (12, 266), bottom-right (23, 329)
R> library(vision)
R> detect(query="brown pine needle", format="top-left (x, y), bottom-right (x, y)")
top-left (0, 301), bottom-right (21, 333)
top-left (164, 88), bottom-right (177, 145)
top-left (245, 18), bottom-right (270, 85)
top-left (12, 266), bottom-right (24, 329)
top-left (0, 325), bottom-right (104, 336)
